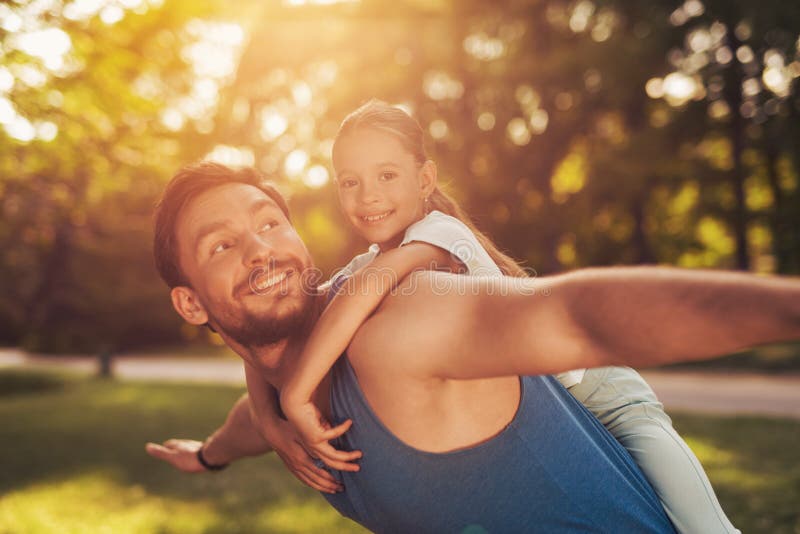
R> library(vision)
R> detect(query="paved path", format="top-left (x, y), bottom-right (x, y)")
top-left (0, 348), bottom-right (246, 384)
top-left (2, 349), bottom-right (799, 419)
top-left (639, 370), bottom-right (800, 419)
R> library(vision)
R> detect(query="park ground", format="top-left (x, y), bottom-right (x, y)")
top-left (1, 350), bottom-right (799, 533)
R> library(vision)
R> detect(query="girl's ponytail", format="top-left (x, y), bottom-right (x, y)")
top-left (427, 187), bottom-right (527, 278)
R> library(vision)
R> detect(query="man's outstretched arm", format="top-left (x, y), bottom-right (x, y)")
top-left (146, 393), bottom-right (272, 472)
top-left (145, 392), bottom-right (345, 493)
top-left (361, 267), bottom-right (800, 380)
top-left (551, 267), bottom-right (799, 369)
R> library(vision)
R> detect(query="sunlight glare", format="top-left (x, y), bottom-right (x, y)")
top-left (763, 67), bottom-right (790, 98)
top-left (429, 119), bottom-right (448, 140)
top-left (423, 71), bottom-right (464, 101)
top-left (284, 149), bottom-right (309, 177)
top-left (36, 120), bottom-right (58, 141)
top-left (206, 145), bottom-right (255, 167)
top-left (0, 68), bottom-right (14, 93)
top-left (0, 8), bottom-right (23, 32)
top-left (0, 97), bottom-right (15, 124)
top-left (100, 5), bottom-right (125, 24)
top-left (303, 165), bottom-right (329, 188)
top-left (662, 72), bottom-right (696, 105)
top-left (507, 118), bottom-right (531, 146)
top-left (477, 112), bottom-right (495, 131)
top-left (529, 109), bottom-right (549, 134)
top-left (6, 114), bottom-right (35, 142)
top-left (260, 108), bottom-right (289, 141)
top-left (292, 82), bottom-right (312, 108)
top-left (15, 28), bottom-right (71, 68)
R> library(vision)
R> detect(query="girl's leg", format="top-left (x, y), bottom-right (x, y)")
top-left (565, 367), bottom-right (740, 534)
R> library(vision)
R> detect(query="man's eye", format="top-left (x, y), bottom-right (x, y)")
top-left (259, 221), bottom-right (276, 232)
top-left (212, 242), bottom-right (232, 255)
top-left (380, 171), bottom-right (396, 181)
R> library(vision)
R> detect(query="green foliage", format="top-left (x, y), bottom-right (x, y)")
top-left (1, 0), bottom-right (799, 351)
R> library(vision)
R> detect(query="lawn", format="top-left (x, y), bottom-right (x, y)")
top-left (0, 370), bottom-right (798, 533)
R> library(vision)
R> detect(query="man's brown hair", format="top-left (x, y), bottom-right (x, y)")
top-left (153, 161), bottom-right (290, 288)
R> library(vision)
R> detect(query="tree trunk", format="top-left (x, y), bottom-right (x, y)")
top-left (724, 29), bottom-right (750, 270)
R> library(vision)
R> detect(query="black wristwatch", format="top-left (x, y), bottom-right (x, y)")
top-left (197, 443), bottom-right (229, 471)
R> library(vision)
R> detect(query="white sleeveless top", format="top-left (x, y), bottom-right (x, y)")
top-left (335, 210), bottom-right (586, 388)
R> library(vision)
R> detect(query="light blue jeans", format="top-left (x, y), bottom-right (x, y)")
top-left (564, 366), bottom-right (740, 534)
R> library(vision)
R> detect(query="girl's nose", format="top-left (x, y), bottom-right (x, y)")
top-left (358, 182), bottom-right (380, 204)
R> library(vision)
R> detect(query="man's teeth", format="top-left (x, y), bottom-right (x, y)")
top-left (361, 211), bottom-right (392, 222)
top-left (254, 270), bottom-right (288, 291)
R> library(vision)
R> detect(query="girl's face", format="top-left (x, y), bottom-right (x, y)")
top-left (332, 127), bottom-right (436, 251)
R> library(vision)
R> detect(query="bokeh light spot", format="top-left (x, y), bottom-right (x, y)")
top-left (506, 118), bottom-right (531, 146)
top-left (284, 149), bottom-right (309, 177)
top-left (429, 119), bottom-right (448, 140)
top-left (477, 112), bottom-right (496, 131)
top-left (303, 165), bottom-right (329, 188)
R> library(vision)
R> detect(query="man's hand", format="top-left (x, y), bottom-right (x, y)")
top-left (283, 400), bottom-right (362, 473)
top-left (145, 439), bottom-right (207, 473)
top-left (268, 418), bottom-right (350, 494)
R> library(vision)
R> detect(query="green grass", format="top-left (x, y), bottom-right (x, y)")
top-left (0, 370), bottom-right (798, 533)
top-left (0, 370), bottom-right (365, 534)
top-left (669, 413), bottom-right (800, 533)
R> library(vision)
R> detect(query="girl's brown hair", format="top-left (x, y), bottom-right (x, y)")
top-left (334, 99), bottom-right (526, 277)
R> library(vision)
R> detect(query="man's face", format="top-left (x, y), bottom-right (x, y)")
top-left (174, 182), bottom-right (317, 347)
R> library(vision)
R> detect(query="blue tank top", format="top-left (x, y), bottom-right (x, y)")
top-left (321, 277), bottom-right (675, 533)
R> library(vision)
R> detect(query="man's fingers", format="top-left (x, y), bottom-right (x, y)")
top-left (319, 419), bottom-right (353, 440)
top-left (145, 442), bottom-right (174, 460)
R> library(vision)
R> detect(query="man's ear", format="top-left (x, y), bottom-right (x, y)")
top-left (170, 286), bottom-right (209, 326)
top-left (419, 160), bottom-right (438, 199)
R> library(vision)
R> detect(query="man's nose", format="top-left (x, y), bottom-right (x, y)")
top-left (242, 231), bottom-right (275, 268)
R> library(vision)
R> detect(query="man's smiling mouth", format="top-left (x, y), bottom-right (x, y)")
top-left (250, 269), bottom-right (292, 294)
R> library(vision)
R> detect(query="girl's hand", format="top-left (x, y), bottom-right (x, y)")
top-left (267, 418), bottom-right (347, 493)
top-left (286, 401), bottom-right (362, 472)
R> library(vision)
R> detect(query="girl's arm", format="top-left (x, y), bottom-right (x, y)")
top-left (245, 361), bottom-right (356, 491)
top-left (280, 242), bottom-right (456, 462)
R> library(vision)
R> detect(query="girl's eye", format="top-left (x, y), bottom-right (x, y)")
top-left (380, 171), bottom-right (396, 181)
top-left (259, 221), bottom-right (276, 232)
top-left (339, 178), bottom-right (358, 189)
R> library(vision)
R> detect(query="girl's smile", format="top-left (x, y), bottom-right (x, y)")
top-left (358, 209), bottom-right (395, 223)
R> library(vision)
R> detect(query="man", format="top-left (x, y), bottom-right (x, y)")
top-left (146, 162), bottom-right (799, 533)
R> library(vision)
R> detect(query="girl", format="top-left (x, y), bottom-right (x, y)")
top-left (260, 99), bottom-right (738, 533)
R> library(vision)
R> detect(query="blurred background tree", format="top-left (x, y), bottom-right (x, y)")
top-left (0, 0), bottom-right (797, 353)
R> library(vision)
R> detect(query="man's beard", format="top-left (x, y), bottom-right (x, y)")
top-left (209, 292), bottom-right (317, 348)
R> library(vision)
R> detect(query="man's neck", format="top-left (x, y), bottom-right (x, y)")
top-left (227, 292), bottom-right (329, 390)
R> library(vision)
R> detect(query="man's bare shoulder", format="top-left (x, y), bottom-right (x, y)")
top-left (347, 272), bottom-right (483, 374)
